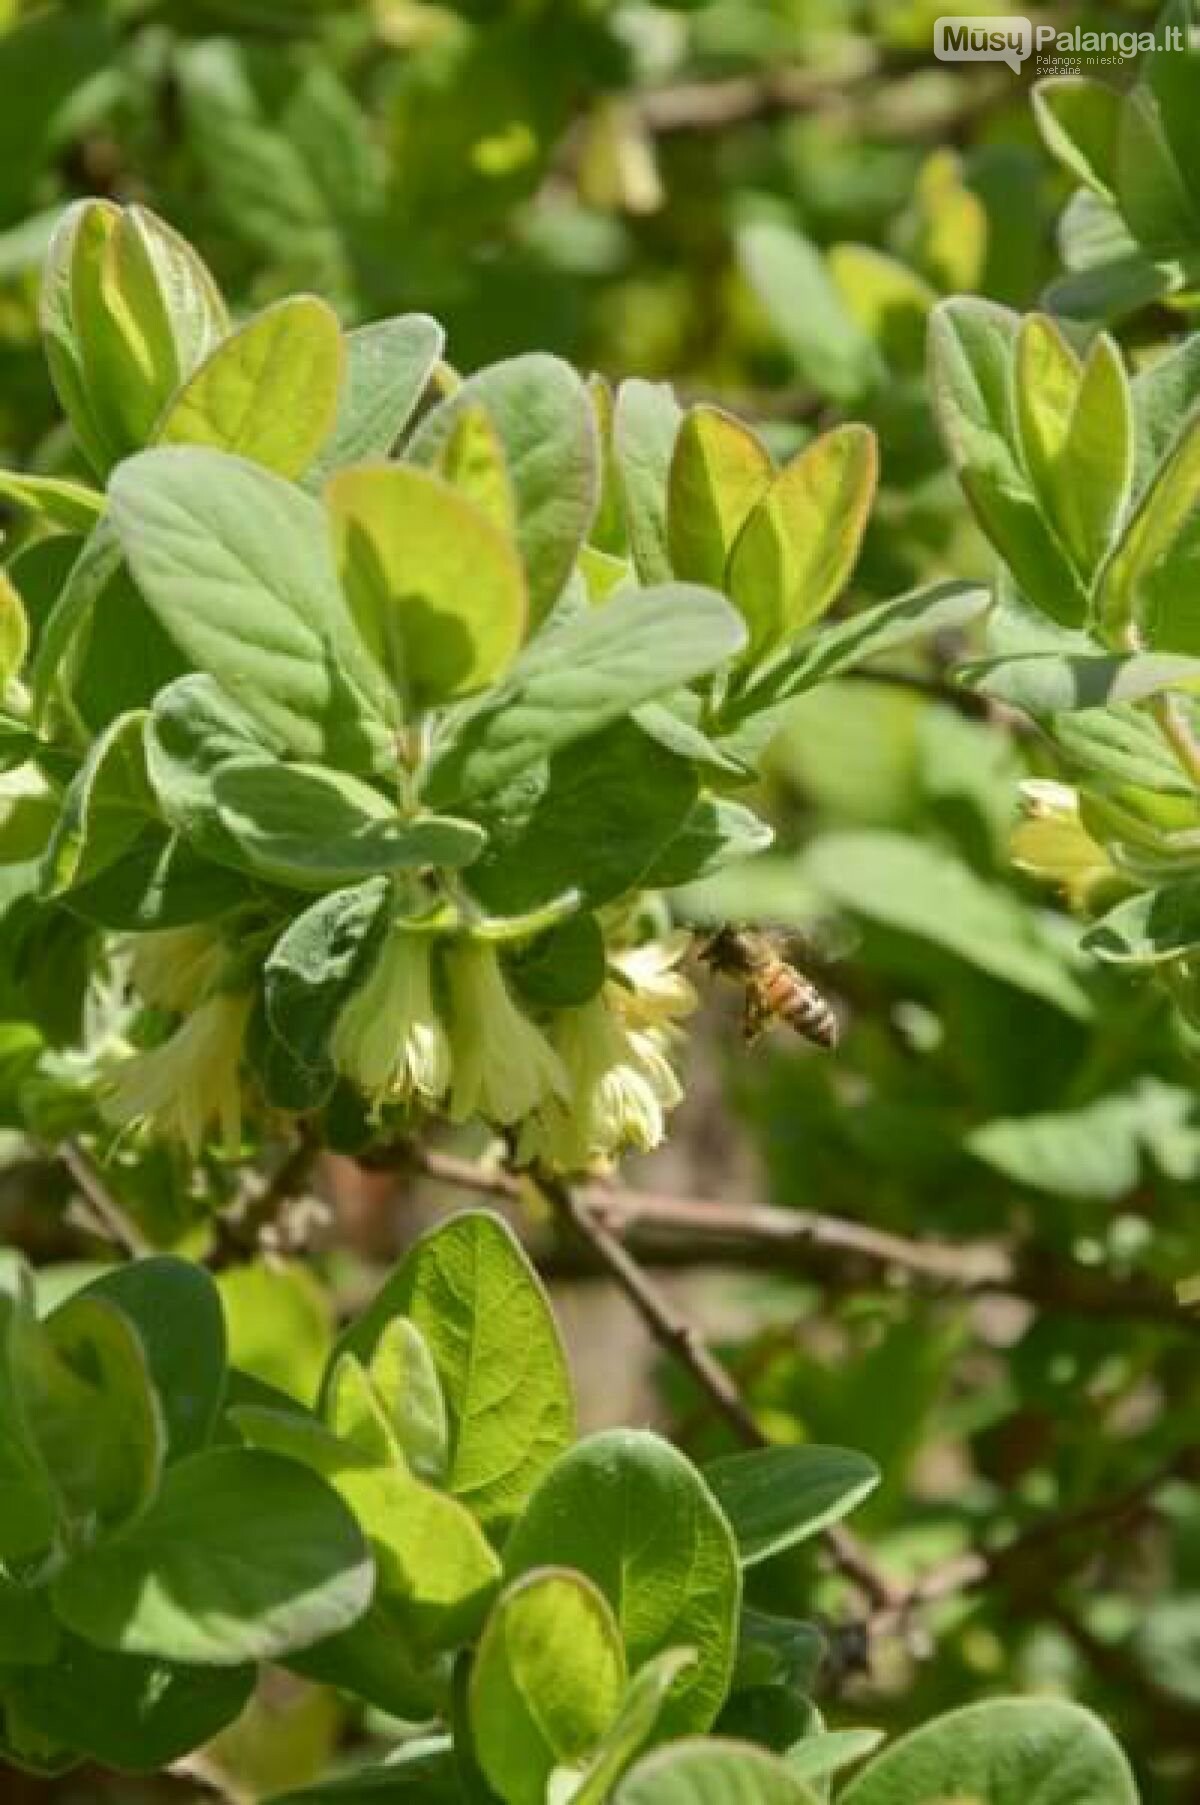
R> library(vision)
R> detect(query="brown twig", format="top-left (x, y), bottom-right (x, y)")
top-left (59, 1139), bottom-right (148, 1258)
top-left (538, 1168), bottom-right (764, 1448)
top-left (535, 1168), bottom-right (904, 1614)
top-left (208, 1125), bottom-right (322, 1269)
top-left (857, 1446), bottom-right (1198, 1646)
top-left (408, 1147), bottom-right (1198, 1338)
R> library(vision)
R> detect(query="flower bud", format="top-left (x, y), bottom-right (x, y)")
top-left (1011, 779), bottom-right (1113, 908)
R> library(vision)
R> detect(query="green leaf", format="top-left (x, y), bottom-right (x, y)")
top-left (728, 425), bottom-right (876, 661)
top-left (0, 1258), bottom-right (58, 1562)
top-left (28, 517), bottom-right (123, 729)
top-left (0, 571), bottom-right (26, 696)
top-left (717, 582), bottom-right (991, 768)
top-left (80, 1257), bottom-right (227, 1463)
top-left (218, 1261), bottom-right (333, 1407)
top-left (158, 295), bottom-right (344, 479)
top-left (786, 1729), bottom-right (884, 1790)
top-left (334, 1213), bottom-right (575, 1535)
top-left (1096, 410), bottom-right (1200, 644)
top-left (234, 1402), bottom-right (501, 1655)
top-left (364, 1317), bottom-right (449, 1486)
top-left (52, 1447), bottom-right (373, 1666)
top-left (258, 879), bottom-right (390, 1110)
top-left (1082, 879), bottom-right (1200, 965)
top-left (504, 1429), bottom-right (741, 1742)
top-left (469, 1568), bottom-right (627, 1805)
top-left (432, 402), bottom-right (516, 534)
top-left (961, 649), bottom-right (1200, 713)
top-left (21, 1292), bottom-right (164, 1536)
top-left (1116, 87), bottom-right (1200, 254)
top-left (465, 720), bottom-right (699, 914)
top-left (12, 1637), bottom-right (254, 1773)
top-left (213, 758), bottom-right (484, 891)
top-left (570, 1650), bottom-right (700, 1805)
top-left (1014, 317), bottom-right (1131, 581)
top-left (667, 406), bottom-right (773, 589)
top-left (408, 354), bottom-right (599, 627)
top-left (1033, 77), bottom-right (1122, 201)
top-left (616, 1739), bottom-right (820, 1804)
top-left (642, 797), bottom-right (774, 890)
top-left (703, 1446), bottom-right (880, 1567)
top-left (62, 826), bottom-right (249, 931)
top-left (827, 245), bottom-right (936, 372)
top-left (840, 1699), bottom-right (1138, 1805)
top-left (967, 1098), bottom-right (1144, 1202)
top-left (305, 314), bottom-right (443, 489)
top-left (804, 832), bottom-right (1093, 1018)
top-left (41, 711), bottom-right (155, 898)
top-left (145, 672), bottom-right (277, 872)
top-left (614, 379), bottom-right (683, 585)
top-left (108, 447), bottom-right (394, 773)
top-left (509, 912), bottom-right (608, 1010)
top-left (0, 471), bottom-right (104, 535)
top-left (327, 462), bottom-right (527, 708)
top-left (929, 298), bottom-right (1088, 627)
top-left (739, 220), bottom-right (879, 404)
top-left (424, 584), bottom-right (746, 807)
top-left (1131, 332), bottom-right (1200, 495)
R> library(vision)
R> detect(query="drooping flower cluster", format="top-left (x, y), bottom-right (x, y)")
top-left (103, 915), bottom-right (697, 1173)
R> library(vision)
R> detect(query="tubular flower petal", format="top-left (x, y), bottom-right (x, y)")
top-left (104, 991), bottom-right (253, 1156)
top-left (608, 931), bottom-right (697, 1036)
top-left (332, 928), bottom-right (450, 1106)
top-left (127, 924), bottom-right (230, 1014)
top-left (1012, 779), bottom-right (1113, 908)
top-left (445, 942), bottom-right (568, 1127)
top-left (519, 991), bottom-right (684, 1172)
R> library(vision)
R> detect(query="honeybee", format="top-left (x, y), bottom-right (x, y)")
top-left (699, 926), bottom-right (841, 1050)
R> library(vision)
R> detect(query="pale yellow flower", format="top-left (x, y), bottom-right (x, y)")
top-left (127, 924), bottom-right (230, 1014)
top-left (332, 928), bottom-right (450, 1106)
top-left (444, 942), bottom-right (567, 1126)
top-left (519, 991), bottom-right (684, 1172)
top-left (608, 931), bottom-right (697, 1036)
top-left (104, 991), bottom-right (253, 1156)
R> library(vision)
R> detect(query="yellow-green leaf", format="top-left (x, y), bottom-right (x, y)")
top-left (327, 462), bottom-right (527, 708)
top-left (0, 472), bottom-right (104, 535)
top-left (0, 570), bottom-right (28, 694)
top-left (1016, 316), bottom-right (1132, 581)
top-left (470, 1569), bottom-right (627, 1805)
top-left (667, 405), bottom-right (773, 589)
top-left (728, 424), bottom-right (877, 661)
top-left (1097, 410), bottom-right (1200, 641)
top-left (158, 296), bottom-right (344, 479)
top-left (827, 245), bottom-right (937, 372)
top-left (433, 402), bottom-right (515, 535)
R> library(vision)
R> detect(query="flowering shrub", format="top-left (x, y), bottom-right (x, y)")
top-left (0, 198), bottom-right (982, 1181)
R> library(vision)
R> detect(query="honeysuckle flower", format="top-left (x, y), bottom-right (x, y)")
top-left (104, 991), bottom-right (253, 1156)
top-left (127, 924), bottom-right (230, 1015)
top-left (332, 927), bottom-right (450, 1107)
top-left (518, 990), bottom-right (684, 1172)
top-left (444, 941), bottom-right (568, 1126)
top-left (608, 931), bottom-right (697, 1036)
top-left (1011, 779), bottom-right (1113, 908)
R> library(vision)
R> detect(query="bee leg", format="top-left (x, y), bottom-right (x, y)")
top-left (741, 992), bottom-right (769, 1046)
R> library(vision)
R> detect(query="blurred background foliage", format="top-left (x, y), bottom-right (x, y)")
top-left (0, 1), bottom-right (1196, 1802)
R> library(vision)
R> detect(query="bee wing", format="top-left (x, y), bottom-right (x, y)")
top-left (762, 917), bottom-right (859, 968)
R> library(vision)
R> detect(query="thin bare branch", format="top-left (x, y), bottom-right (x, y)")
top-left (59, 1139), bottom-right (148, 1258)
top-left (407, 1146), bottom-right (1198, 1337)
